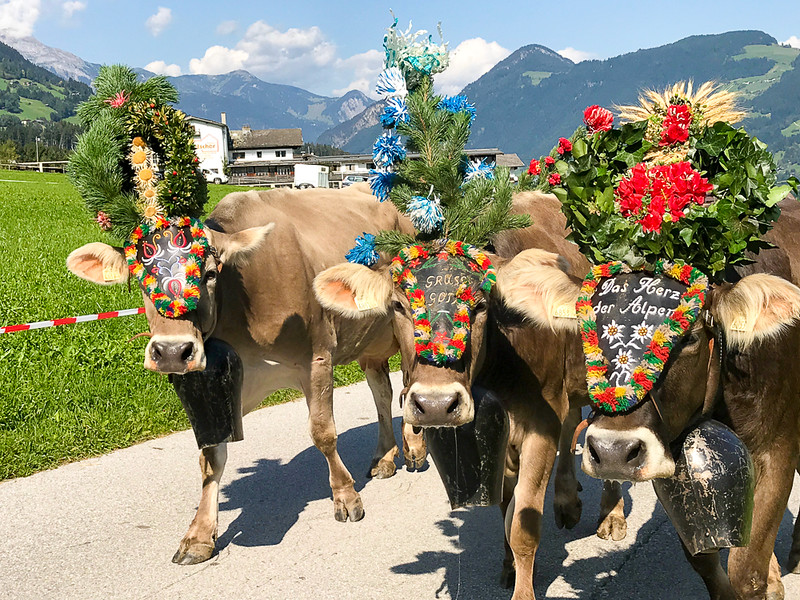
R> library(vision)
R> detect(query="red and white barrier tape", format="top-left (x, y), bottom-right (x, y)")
top-left (0, 307), bottom-right (145, 334)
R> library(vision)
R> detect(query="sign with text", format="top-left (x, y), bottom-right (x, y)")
top-left (413, 254), bottom-right (483, 334)
top-left (593, 272), bottom-right (688, 386)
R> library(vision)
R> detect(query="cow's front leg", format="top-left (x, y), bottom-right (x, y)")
top-left (553, 405), bottom-right (582, 530)
top-left (507, 427), bottom-right (559, 600)
top-left (788, 463), bottom-right (800, 572)
top-left (681, 545), bottom-right (735, 600)
top-left (173, 443), bottom-right (227, 564)
top-left (596, 480), bottom-right (627, 540)
top-left (728, 449), bottom-right (795, 600)
top-left (402, 419), bottom-right (427, 470)
top-left (306, 352), bottom-right (364, 522)
top-left (360, 358), bottom-right (398, 479)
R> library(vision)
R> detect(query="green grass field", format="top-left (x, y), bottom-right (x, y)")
top-left (0, 171), bottom-right (390, 480)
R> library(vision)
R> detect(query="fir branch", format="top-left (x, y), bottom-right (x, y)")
top-left (374, 230), bottom-right (417, 256)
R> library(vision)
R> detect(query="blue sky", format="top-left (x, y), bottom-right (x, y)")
top-left (1, 0), bottom-right (799, 97)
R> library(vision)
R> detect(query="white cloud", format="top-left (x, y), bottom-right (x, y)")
top-left (216, 20), bottom-right (237, 35)
top-left (331, 49), bottom-right (383, 97)
top-left (0, 0), bottom-right (41, 38)
top-left (145, 60), bottom-right (182, 77)
top-left (189, 45), bottom-right (248, 75)
top-left (435, 38), bottom-right (511, 96)
top-left (557, 47), bottom-right (598, 63)
top-left (146, 6), bottom-right (172, 37)
top-left (62, 1), bottom-right (86, 18)
top-left (781, 36), bottom-right (800, 49)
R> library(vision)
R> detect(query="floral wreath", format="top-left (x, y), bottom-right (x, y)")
top-left (124, 216), bottom-right (210, 318)
top-left (391, 240), bottom-right (495, 365)
top-left (577, 260), bottom-right (708, 414)
top-left (525, 81), bottom-right (796, 282)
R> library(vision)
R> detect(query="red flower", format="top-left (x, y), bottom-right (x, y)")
top-left (583, 105), bottom-right (614, 134)
top-left (104, 91), bottom-right (129, 108)
top-left (639, 210), bottom-right (663, 233)
top-left (548, 172), bottom-right (562, 186)
top-left (557, 137), bottom-right (573, 155)
top-left (451, 339), bottom-right (466, 352)
top-left (544, 156), bottom-right (555, 166)
top-left (527, 159), bottom-right (541, 175)
top-left (660, 104), bottom-right (692, 146)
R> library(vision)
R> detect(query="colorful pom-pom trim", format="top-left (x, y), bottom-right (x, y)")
top-left (391, 240), bottom-right (496, 365)
top-left (577, 260), bottom-right (708, 414)
top-left (124, 215), bottom-right (210, 318)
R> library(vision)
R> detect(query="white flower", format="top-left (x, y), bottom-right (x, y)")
top-left (612, 349), bottom-right (635, 374)
top-left (601, 320), bottom-right (624, 342)
top-left (632, 321), bottom-right (654, 343)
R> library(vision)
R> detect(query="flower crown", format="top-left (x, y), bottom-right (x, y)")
top-left (526, 81), bottom-right (796, 281)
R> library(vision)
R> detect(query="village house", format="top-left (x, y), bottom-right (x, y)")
top-left (187, 114), bottom-right (231, 184)
top-left (228, 126), bottom-right (304, 183)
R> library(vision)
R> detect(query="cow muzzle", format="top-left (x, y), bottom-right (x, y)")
top-left (582, 424), bottom-right (675, 481)
top-left (403, 382), bottom-right (473, 427)
top-left (144, 337), bottom-right (206, 374)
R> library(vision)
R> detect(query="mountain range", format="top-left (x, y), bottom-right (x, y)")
top-left (0, 33), bottom-right (370, 141)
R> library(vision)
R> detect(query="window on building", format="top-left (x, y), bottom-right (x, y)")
top-left (276, 150), bottom-right (287, 158)
top-left (232, 152), bottom-right (245, 159)
top-left (256, 151), bottom-right (262, 158)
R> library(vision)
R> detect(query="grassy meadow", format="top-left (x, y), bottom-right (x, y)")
top-left (0, 171), bottom-right (385, 480)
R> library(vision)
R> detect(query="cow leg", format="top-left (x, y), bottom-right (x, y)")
top-left (680, 545), bottom-right (736, 600)
top-left (360, 359), bottom-right (399, 479)
top-left (172, 443), bottom-right (227, 565)
top-left (768, 553), bottom-right (786, 599)
top-left (553, 404), bottom-right (582, 530)
top-left (728, 450), bottom-right (795, 600)
top-left (500, 472), bottom-right (519, 589)
top-left (507, 429), bottom-right (559, 600)
top-left (788, 462), bottom-right (800, 573)
top-left (305, 352), bottom-right (364, 522)
top-left (402, 420), bottom-right (427, 470)
top-left (596, 480), bottom-right (627, 541)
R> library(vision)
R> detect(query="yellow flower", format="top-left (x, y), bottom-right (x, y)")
top-left (132, 137), bottom-right (146, 148)
top-left (144, 205), bottom-right (157, 218)
top-left (652, 329), bottom-right (667, 344)
top-left (144, 188), bottom-right (156, 199)
top-left (132, 150), bottom-right (147, 165)
top-left (138, 169), bottom-right (154, 182)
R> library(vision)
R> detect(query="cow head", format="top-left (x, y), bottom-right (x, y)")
top-left (314, 247), bottom-right (579, 428)
top-left (66, 223), bottom-right (273, 374)
top-left (581, 273), bottom-right (800, 482)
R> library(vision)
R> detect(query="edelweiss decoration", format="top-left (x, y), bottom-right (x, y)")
top-left (534, 81), bottom-right (795, 413)
top-left (344, 17), bottom-right (528, 365)
top-left (68, 65), bottom-right (209, 318)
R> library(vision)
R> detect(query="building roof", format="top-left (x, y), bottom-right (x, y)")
top-left (187, 115), bottom-right (227, 129)
top-left (231, 128), bottom-right (304, 150)
top-left (495, 153), bottom-right (524, 169)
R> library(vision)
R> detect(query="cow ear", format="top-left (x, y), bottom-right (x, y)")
top-left (66, 242), bottom-right (128, 285)
top-left (313, 263), bottom-right (392, 318)
top-left (206, 224), bottom-right (274, 268)
top-left (496, 248), bottom-right (580, 332)
top-left (714, 273), bottom-right (800, 349)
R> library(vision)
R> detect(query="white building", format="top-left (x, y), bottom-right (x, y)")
top-left (188, 115), bottom-right (231, 184)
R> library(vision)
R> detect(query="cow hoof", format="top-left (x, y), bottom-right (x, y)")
top-left (554, 495), bottom-right (582, 530)
top-left (596, 514), bottom-right (627, 541)
top-left (369, 458), bottom-right (397, 479)
top-left (788, 551), bottom-right (800, 573)
top-left (404, 453), bottom-right (428, 471)
top-left (334, 496), bottom-right (365, 522)
top-left (500, 559), bottom-right (516, 589)
top-left (171, 542), bottom-right (215, 565)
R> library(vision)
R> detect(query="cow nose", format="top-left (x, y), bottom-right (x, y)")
top-left (150, 341), bottom-right (196, 373)
top-left (406, 390), bottom-right (466, 427)
top-left (584, 434), bottom-right (646, 480)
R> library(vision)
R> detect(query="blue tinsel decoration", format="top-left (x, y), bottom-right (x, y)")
top-left (369, 168), bottom-right (397, 202)
top-left (380, 97), bottom-right (410, 129)
top-left (464, 159), bottom-right (495, 183)
top-left (373, 132), bottom-right (407, 167)
top-left (375, 67), bottom-right (408, 98)
top-left (345, 232), bottom-right (380, 266)
top-left (407, 195), bottom-right (444, 234)
top-left (438, 95), bottom-right (476, 124)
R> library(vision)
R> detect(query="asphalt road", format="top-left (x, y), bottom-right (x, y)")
top-left (2, 372), bottom-right (799, 600)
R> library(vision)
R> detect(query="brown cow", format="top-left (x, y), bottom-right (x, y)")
top-left (66, 184), bottom-right (424, 564)
top-left (314, 192), bottom-right (626, 599)
top-left (510, 198), bottom-right (800, 599)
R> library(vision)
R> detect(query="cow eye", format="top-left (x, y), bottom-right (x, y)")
top-left (204, 269), bottom-right (217, 282)
top-left (392, 300), bottom-right (406, 313)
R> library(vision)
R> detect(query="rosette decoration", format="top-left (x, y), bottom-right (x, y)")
top-left (68, 64), bottom-right (210, 318)
top-left (346, 17), bottom-right (530, 365)
top-left (527, 81), bottom-right (797, 413)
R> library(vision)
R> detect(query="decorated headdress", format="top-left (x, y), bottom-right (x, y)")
top-left (68, 65), bottom-right (210, 318)
top-left (526, 81), bottom-right (797, 413)
top-left (345, 17), bottom-right (530, 365)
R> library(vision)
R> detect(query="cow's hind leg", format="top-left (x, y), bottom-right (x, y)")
top-left (360, 358), bottom-right (399, 479)
top-left (553, 405), bottom-right (582, 530)
top-left (787, 462), bottom-right (800, 572)
top-left (306, 351), bottom-right (364, 522)
top-left (173, 443), bottom-right (227, 565)
top-left (596, 480), bottom-right (627, 541)
top-left (681, 545), bottom-right (736, 600)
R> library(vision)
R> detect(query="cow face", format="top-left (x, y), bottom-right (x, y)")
top-left (66, 224), bottom-right (273, 374)
top-left (582, 273), bottom-right (800, 482)
top-left (315, 248), bottom-right (580, 428)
